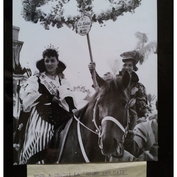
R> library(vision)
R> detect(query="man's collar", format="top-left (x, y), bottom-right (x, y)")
top-left (118, 70), bottom-right (139, 83)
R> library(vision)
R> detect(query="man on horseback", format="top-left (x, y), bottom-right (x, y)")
top-left (88, 50), bottom-right (148, 131)
top-left (118, 50), bottom-right (148, 130)
top-left (88, 50), bottom-right (149, 161)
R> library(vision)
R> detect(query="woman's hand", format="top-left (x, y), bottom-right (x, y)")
top-left (52, 90), bottom-right (60, 103)
top-left (52, 96), bottom-right (60, 103)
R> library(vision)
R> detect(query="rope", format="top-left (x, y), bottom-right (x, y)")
top-left (77, 120), bottom-right (90, 162)
top-left (73, 115), bottom-right (98, 135)
top-left (92, 97), bottom-right (101, 132)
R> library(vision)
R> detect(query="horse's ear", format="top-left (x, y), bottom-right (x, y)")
top-left (122, 71), bottom-right (131, 90)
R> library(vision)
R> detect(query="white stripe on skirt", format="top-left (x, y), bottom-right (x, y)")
top-left (19, 107), bottom-right (54, 164)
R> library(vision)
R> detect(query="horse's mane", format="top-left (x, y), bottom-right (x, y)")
top-left (99, 77), bottom-right (123, 96)
top-left (84, 77), bottom-right (123, 111)
top-left (80, 77), bottom-right (127, 120)
top-left (86, 77), bottom-right (123, 103)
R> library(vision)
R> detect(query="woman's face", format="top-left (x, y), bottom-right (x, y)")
top-left (44, 56), bottom-right (59, 75)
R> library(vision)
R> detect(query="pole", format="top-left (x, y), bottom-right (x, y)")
top-left (86, 33), bottom-right (93, 63)
top-left (86, 33), bottom-right (98, 89)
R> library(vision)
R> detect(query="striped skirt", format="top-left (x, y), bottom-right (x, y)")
top-left (19, 106), bottom-right (54, 164)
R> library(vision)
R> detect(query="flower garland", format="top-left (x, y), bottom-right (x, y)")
top-left (22, 0), bottom-right (142, 30)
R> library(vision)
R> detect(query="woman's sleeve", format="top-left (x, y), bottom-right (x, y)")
top-left (59, 79), bottom-right (73, 100)
top-left (20, 75), bottom-right (41, 112)
top-left (65, 96), bottom-right (77, 112)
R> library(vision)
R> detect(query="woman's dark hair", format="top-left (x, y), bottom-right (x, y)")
top-left (42, 48), bottom-right (59, 60)
top-left (36, 48), bottom-right (66, 74)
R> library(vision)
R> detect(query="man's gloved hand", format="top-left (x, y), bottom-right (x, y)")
top-left (88, 62), bottom-right (96, 74)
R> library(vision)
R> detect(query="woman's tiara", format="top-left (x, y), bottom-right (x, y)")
top-left (43, 44), bottom-right (60, 53)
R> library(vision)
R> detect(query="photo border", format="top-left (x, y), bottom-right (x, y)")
top-left (4, 0), bottom-right (173, 176)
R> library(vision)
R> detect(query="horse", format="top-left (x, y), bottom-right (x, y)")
top-left (54, 71), bottom-right (131, 163)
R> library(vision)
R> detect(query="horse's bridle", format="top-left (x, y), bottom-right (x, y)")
top-left (73, 96), bottom-right (131, 162)
top-left (92, 96), bottom-right (130, 158)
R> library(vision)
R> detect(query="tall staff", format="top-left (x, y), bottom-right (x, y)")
top-left (76, 15), bottom-right (93, 62)
top-left (86, 34), bottom-right (93, 63)
top-left (76, 15), bottom-right (97, 86)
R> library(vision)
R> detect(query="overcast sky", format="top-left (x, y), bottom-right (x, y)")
top-left (13, 0), bottom-right (157, 97)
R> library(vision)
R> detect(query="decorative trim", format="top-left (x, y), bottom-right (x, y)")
top-left (101, 116), bottom-right (125, 133)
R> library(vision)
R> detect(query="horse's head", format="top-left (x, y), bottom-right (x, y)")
top-left (93, 71), bottom-right (131, 158)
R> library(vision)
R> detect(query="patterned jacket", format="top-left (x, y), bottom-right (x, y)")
top-left (118, 71), bottom-right (148, 119)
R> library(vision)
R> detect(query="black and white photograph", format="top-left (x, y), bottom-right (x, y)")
top-left (12, 0), bottom-right (158, 165)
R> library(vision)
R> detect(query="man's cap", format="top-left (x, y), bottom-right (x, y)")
top-left (120, 50), bottom-right (144, 65)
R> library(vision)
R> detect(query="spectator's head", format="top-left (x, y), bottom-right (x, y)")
top-left (103, 72), bottom-right (113, 81)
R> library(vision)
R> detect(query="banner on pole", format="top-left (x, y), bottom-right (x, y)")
top-left (76, 16), bottom-right (92, 36)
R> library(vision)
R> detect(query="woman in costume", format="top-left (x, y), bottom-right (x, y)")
top-left (18, 47), bottom-right (76, 164)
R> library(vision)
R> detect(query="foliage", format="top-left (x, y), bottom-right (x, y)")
top-left (22, 0), bottom-right (142, 31)
top-left (134, 32), bottom-right (157, 64)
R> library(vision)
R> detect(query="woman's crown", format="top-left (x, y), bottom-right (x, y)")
top-left (44, 44), bottom-right (59, 52)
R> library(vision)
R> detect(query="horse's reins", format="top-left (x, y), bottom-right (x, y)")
top-left (92, 96), bottom-right (131, 159)
top-left (72, 115), bottom-right (98, 163)
top-left (73, 115), bottom-right (98, 135)
top-left (73, 97), bottom-right (130, 136)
